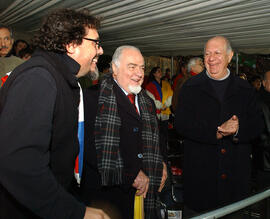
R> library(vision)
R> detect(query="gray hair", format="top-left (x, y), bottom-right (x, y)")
top-left (204, 36), bottom-right (232, 55)
top-left (0, 24), bottom-right (13, 38)
top-left (187, 57), bottom-right (203, 73)
top-left (112, 45), bottom-right (142, 68)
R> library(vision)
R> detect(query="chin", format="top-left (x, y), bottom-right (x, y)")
top-left (128, 85), bottom-right (142, 94)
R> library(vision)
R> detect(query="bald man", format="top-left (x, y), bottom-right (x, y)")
top-left (175, 36), bottom-right (263, 213)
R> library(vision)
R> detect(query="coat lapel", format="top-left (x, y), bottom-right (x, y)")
top-left (223, 75), bottom-right (238, 102)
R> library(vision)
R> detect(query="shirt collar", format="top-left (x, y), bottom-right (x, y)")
top-left (206, 68), bottom-right (230, 81)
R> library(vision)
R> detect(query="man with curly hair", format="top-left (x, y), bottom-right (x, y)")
top-left (0, 8), bottom-right (109, 219)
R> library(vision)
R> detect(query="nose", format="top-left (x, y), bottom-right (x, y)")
top-left (208, 53), bottom-right (216, 62)
top-left (136, 66), bottom-right (144, 78)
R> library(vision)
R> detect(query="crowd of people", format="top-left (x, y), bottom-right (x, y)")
top-left (0, 7), bottom-right (269, 219)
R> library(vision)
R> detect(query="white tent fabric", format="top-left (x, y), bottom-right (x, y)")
top-left (1, 0), bottom-right (270, 56)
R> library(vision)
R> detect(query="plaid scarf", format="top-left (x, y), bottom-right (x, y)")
top-left (95, 75), bottom-right (163, 218)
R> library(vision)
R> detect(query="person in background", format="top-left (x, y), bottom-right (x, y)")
top-left (175, 36), bottom-right (263, 216)
top-left (11, 39), bottom-right (29, 57)
top-left (162, 68), bottom-right (171, 83)
top-left (253, 70), bottom-right (270, 189)
top-left (171, 57), bottom-right (204, 113)
top-left (18, 45), bottom-right (34, 61)
top-left (80, 46), bottom-right (167, 219)
top-left (145, 66), bottom-right (173, 161)
top-left (0, 25), bottom-right (24, 80)
top-left (249, 74), bottom-right (262, 91)
top-left (0, 8), bottom-right (109, 219)
top-left (0, 25), bottom-right (14, 57)
top-left (187, 57), bottom-right (204, 76)
top-left (172, 63), bottom-right (187, 91)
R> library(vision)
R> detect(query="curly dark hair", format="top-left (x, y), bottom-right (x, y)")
top-left (33, 8), bottom-right (100, 53)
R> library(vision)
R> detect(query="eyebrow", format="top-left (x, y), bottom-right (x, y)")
top-left (128, 63), bottom-right (145, 67)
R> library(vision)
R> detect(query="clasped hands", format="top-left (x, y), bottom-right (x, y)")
top-left (216, 115), bottom-right (239, 139)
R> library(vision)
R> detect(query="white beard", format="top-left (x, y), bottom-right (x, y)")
top-left (128, 85), bottom-right (142, 94)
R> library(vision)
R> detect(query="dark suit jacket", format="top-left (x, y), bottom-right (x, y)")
top-left (80, 81), bottom-right (144, 195)
top-left (175, 70), bottom-right (263, 212)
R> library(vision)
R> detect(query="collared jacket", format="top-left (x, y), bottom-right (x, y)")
top-left (0, 49), bottom-right (85, 218)
top-left (175, 70), bottom-right (263, 212)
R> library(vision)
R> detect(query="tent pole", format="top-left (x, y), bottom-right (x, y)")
top-left (171, 56), bottom-right (174, 79)
top-left (236, 53), bottom-right (239, 75)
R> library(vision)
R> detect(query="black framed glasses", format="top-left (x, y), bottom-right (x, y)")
top-left (83, 37), bottom-right (102, 49)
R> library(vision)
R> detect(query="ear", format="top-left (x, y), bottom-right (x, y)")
top-left (228, 51), bottom-right (234, 63)
top-left (112, 63), bottom-right (118, 77)
top-left (65, 42), bottom-right (77, 54)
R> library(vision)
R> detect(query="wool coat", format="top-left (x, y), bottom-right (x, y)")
top-left (175, 70), bottom-right (263, 212)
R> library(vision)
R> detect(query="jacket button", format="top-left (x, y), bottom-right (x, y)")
top-left (221, 148), bottom-right (226, 154)
top-left (221, 174), bottom-right (227, 179)
top-left (137, 153), bottom-right (143, 158)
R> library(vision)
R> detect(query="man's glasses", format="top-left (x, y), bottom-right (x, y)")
top-left (83, 37), bottom-right (102, 49)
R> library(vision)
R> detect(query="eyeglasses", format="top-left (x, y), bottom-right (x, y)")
top-left (83, 37), bottom-right (102, 49)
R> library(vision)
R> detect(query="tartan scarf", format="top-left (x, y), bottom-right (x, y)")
top-left (95, 75), bottom-right (163, 218)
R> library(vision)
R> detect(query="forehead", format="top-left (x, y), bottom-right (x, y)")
top-left (265, 71), bottom-right (270, 80)
top-left (85, 28), bottom-right (98, 38)
top-left (0, 28), bottom-right (11, 37)
top-left (120, 48), bottom-right (144, 64)
top-left (205, 37), bottom-right (226, 52)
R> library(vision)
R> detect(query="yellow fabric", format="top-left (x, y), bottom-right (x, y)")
top-left (161, 80), bottom-right (173, 115)
top-left (134, 194), bottom-right (144, 219)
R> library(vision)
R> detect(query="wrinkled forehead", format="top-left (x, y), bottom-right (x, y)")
top-left (0, 28), bottom-right (11, 37)
top-left (120, 48), bottom-right (144, 64)
top-left (205, 37), bottom-right (227, 52)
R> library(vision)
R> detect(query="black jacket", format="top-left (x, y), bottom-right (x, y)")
top-left (175, 70), bottom-right (263, 212)
top-left (0, 49), bottom-right (85, 218)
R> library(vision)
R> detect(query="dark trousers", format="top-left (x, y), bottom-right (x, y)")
top-left (80, 186), bottom-right (136, 219)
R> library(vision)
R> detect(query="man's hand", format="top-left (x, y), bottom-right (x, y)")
top-left (132, 170), bottom-right (149, 198)
top-left (84, 207), bottom-right (110, 219)
top-left (217, 115), bottom-right (239, 138)
top-left (158, 162), bottom-right (167, 192)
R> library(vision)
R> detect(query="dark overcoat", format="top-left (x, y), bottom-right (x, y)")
top-left (175, 70), bottom-right (263, 212)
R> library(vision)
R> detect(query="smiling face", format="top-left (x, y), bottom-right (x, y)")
top-left (204, 36), bottom-right (233, 80)
top-left (0, 27), bottom-right (14, 57)
top-left (66, 27), bottom-right (103, 78)
top-left (112, 48), bottom-right (145, 94)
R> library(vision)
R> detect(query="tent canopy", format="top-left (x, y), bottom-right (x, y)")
top-left (1, 0), bottom-right (270, 56)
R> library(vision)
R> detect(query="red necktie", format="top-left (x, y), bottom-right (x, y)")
top-left (127, 94), bottom-right (139, 114)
